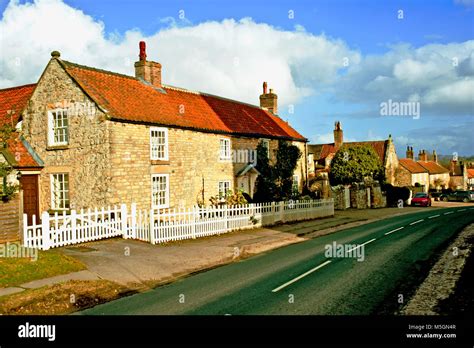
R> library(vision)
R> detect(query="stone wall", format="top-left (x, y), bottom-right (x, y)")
top-left (22, 58), bottom-right (112, 212)
top-left (109, 122), bottom-right (307, 210)
top-left (0, 192), bottom-right (21, 242)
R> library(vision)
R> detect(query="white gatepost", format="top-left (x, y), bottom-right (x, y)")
top-left (130, 203), bottom-right (137, 239)
top-left (120, 204), bottom-right (128, 238)
top-left (271, 202), bottom-right (276, 224)
top-left (41, 211), bottom-right (51, 250)
top-left (279, 201), bottom-right (284, 223)
top-left (22, 214), bottom-right (28, 247)
top-left (149, 209), bottom-right (155, 244)
top-left (70, 209), bottom-right (77, 245)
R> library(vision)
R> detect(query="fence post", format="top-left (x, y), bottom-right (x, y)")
top-left (41, 211), bottom-right (51, 250)
top-left (130, 203), bottom-right (137, 239)
top-left (279, 201), bottom-right (284, 223)
top-left (224, 205), bottom-right (228, 232)
top-left (120, 204), bottom-right (128, 238)
top-left (149, 209), bottom-right (155, 245)
top-left (70, 209), bottom-right (77, 245)
top-left (22, 214), bottom-right (28, 247)
top-left (192, 206), bottom-right (196, 239)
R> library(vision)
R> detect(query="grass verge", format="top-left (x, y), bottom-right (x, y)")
top-left (0, 279), bottom-right (133, 315)
top-left (0, 242), bottom-right (86, 287)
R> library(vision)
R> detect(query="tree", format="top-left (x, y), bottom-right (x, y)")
top-left (254, 140), bottom-right (302, 202)
top-left (329, 145), bottom-right (385, 186)
top-left (0, 124), bottom-right (19, 201)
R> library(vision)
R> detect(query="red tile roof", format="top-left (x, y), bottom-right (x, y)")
top-left (417, 161), bottom-right (449, 175)
top-left (0, 84), bottom-right (42, 169)
top-left (468, 168), bottom-right (474, 179)
top-left (399, 158), bottom-right (428, 173)
top-left (309, 140), bottom-right (388, 163)
top-left (60, 60), bottom-right (306, 141)
top-left (0, 84), bottom-right (36, 126)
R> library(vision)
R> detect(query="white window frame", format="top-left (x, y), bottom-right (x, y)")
top-left (50, 173), bottom-right (70, 210)
top-left (292, 175), bottom-right (299, 193)
top-left (150, 127), bottom-right (169, 160)
top-left (47, 108), bottom-right (69, 146)
top-left (219, 138), bottom-right (231, 160)
top-left (151, 174), bottom-right (170, 209)
top-left (218, 180), bottom-right (231, 198)
top-left (262, 139), bottom-right (270, 158)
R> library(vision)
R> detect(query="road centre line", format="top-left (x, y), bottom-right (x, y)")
top-left (428, 214), bottom-right (440, 219)
top-left (346, 238), bottom-right (377, 253)
top-left (384, 227), bottom-right (404, 235)
top-left (444, 211), bottom-right (454, 215)
top-left (459, 209), bottom-right (466, 212)
top-left (409, 219), bottom-right (424, 225)
top-left (271, 260), bottom-right (332, 293)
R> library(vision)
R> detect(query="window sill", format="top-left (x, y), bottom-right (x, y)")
top-left (151, 160), bottom-right (170, 165)
top-left (47, 209), bottom-right (71, 215)
top-left (46, 145), bottom-right (69, 151)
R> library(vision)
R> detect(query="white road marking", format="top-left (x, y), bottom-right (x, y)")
top-left (428, 214), bottom-right (440, 219)
top-left (271, 260), bottom-right (332, 293)
top-left (346, 238), bottom-right (377, 253)
top-left (470, 208), bottom-right (474, 210)
top-left (409, 219), bottom-right (424, 226)
top-left (384, 227), bottom-right (404, 236)
top-left (444, 211), bottom-right (454, 215)
top-left (459, 209), bottom-right (466, 212)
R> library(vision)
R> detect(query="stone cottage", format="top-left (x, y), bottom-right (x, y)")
top-left (415, 149), bottom-right (450, 190)
top-left (448, 159), bottom-right (468, 190)
top-left (308, 121), bottom-right (399, 185)
top-left (396, 147), bottom-right (430, 191)
top-left (3, 42), bottom-right (308, 214)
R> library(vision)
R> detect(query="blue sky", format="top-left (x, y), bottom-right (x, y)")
top-left (1, 0), bottom-right (473, 155)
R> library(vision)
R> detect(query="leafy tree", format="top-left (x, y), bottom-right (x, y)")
top-left (254, 140), bottom-right (302, 202)
top-left (329, 145), bottom-right (385, 185)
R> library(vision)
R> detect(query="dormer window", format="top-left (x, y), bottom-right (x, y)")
top-left (48, 109), bottom-right (69, 146)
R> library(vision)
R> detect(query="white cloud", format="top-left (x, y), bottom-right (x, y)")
top-left (0, 0), bottom-right (359, 108)
top-left (337, 42), bottom-right (474, 115)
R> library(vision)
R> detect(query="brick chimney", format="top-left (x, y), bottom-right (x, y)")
top-left (259, 82), bottom-right (278, 114)
top-left (432, 150), bottom-right (438, 163)
top-left (134, 41), bottom-right (162, 88)
top-left (333, 121), bottom-right (343, 150)
top-left (450, 159), bottom-right (457, 174)
top-left (406, 146), bottom-right (414, 160)
top-left (418, 149), bottom-right (428, 161)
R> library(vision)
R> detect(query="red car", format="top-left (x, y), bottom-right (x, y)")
top-left (411, 192), bottom-right (431, 207)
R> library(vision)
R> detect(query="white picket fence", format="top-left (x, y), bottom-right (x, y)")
top-left (23, 199), bottom-right (334, 250)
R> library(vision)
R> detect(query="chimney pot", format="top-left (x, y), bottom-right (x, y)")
top-left (139, 41), bottom-right (147, 61)
top-left (51, 51), bottom-right (61, 58)
top-left (263, 81), bottom-right (267, 94)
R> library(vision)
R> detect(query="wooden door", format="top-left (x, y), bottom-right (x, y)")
top-left (20, 174), bottom-right (39, 224)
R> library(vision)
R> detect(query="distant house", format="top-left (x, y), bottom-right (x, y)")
top-left (415, 149), bottom-right (450, 190)
top-left (308, 121), bottom-right (399, 185)
top-left (448, 160), bottom-right (468, 190)
top-left (467, 168), bottom-right (474, 190)
top-left (397, 147), bottom-right (430, 191)
top-left (1, 42), bottom-right (308, 215)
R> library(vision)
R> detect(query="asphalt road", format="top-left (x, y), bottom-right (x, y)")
top-left (81, 206), bottom-right (474, 315)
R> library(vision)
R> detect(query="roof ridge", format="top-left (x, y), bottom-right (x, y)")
top-left (0, 83), bottom-right (36, 92)
top-left (61, 60), bottom-right (137, 80)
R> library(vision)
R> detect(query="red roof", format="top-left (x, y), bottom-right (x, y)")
top-left (399, 158), bottom-right (428, 173)
top-left (467, 168), bottom-right (474, 179)
top-left (417, 161), bottom-right (449, 175)
top-left (0, 84), bottom-right (36, 126)
top-left (0, 84), bottom-right (42, 169)
top-left (60, 60), bottom-right (305, 141)
top-left (309, 140), bottom-right (388, 163)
